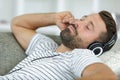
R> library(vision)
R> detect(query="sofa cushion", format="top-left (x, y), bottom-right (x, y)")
top-left (0, 32), bottom-right (26, 75)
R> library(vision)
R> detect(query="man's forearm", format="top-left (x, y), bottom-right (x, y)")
top-left (11, 13), bottom-right (57, 30)
top-left (11, 13), bottom-right (57, 50)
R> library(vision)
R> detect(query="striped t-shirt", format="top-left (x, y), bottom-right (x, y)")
top-left (0, 33), bottom-right (102, 80)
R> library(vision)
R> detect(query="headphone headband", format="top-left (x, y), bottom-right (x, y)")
top-left (103, 33), bottom-right (117, 52)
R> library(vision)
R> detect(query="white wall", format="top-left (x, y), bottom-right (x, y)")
top-left (0, 0), bottom-right (120, 36)
top-left (0, 0), bottom-right (13, 22)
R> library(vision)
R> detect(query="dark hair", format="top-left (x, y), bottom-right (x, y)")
top-left (98, 10), bottom-right (117, 46)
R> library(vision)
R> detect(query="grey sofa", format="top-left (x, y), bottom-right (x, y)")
top-left (0, 32), bottom-right (120, 79)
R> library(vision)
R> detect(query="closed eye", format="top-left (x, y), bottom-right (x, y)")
top-left (86, 22), bottom-right (94, 31)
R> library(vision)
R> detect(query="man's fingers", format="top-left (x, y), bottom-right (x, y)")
top-left (58, 23), bottom-right (68, 30)
top-left (56, 11), bottom-right (75, 30)
top-left (62, 17), bottom-right (74, 24)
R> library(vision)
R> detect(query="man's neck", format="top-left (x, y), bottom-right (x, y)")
top-left (55, 44), bottom-right (72, 53)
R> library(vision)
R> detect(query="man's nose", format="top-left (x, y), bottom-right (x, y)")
top-left (69, 19), bottom-right (79, 28)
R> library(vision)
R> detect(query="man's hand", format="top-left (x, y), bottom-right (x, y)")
top-left (55, 11), bottom-right (74, 30)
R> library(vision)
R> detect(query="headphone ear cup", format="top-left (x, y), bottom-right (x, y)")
top-left (87, 42), bottom-right (103, 56)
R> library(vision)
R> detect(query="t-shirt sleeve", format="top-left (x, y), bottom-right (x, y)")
top-left (71, 49), bottom-right (103, 78)
top-left (25, 33), bottom-right (58, 56)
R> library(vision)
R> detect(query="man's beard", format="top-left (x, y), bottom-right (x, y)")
top-left (60, 27), bottom-right (83, 49)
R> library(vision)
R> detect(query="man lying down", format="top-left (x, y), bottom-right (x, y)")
top-left (0, 10), bottom-right (118, 80)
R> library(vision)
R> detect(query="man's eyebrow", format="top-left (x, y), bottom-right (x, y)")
top-left (80, 15), bottom-right (88, 20)
top-left (84, 15), bottom-right (88, 17)
top-left (82, 15), bottom-right (88, 18)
